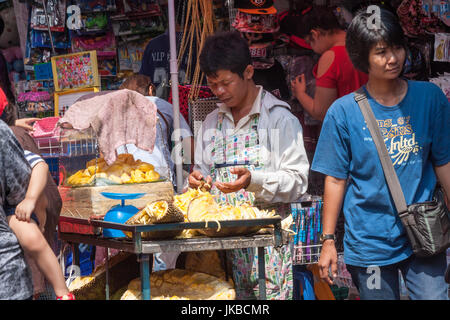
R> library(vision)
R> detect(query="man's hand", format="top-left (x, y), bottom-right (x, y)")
top-left (317, 240), bottom-right (338, 285)
top-left (215, 167), bottom-right (251, 194)
top-left (15, 198), bottom-right (37, 222)
top-left (188, 170), bottom-right (212, 191)
top-left (15, 118), bottom-right (40, 131)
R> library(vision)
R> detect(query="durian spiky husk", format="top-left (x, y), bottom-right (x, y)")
top-left (120, 269), bottom-right (235, 300)
top-left (124, 200), bottom-right (184, 240)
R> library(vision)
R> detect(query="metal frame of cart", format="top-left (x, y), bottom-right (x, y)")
top-left (59, 217), bottom-right (286, 300)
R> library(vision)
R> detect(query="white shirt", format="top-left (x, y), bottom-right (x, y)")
top-left (192, 86), bottom-right (310, 203)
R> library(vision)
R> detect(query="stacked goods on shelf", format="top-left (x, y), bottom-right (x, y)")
top-left (119, 269), bottom-right (235, 300)
top-left (68, 252), bottom-right (139, 300)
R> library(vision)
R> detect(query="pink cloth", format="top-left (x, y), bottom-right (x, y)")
top-left (59, 89), bottom-right (157, 165)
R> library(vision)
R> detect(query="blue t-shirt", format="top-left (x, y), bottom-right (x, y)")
top-left (311, 80), bottom-right (450, 267)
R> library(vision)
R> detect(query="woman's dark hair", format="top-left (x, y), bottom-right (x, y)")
top-left (0, 51), bottom-right (18, 125)
top-left (199, 31), bottom-right (251, 79)
top-left (346, 7), bottom-right (407, 74)
top-left (294, 6), bottom-right (343, 38)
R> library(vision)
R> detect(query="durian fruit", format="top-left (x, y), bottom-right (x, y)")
top-left (130, 200), bottom-right (184, 225)
top-left (124, 200), bottom-right (184, 240)
top-left (137, 163), bottom-right (154, 172)
top-left (131, 169), bottom-right (146, 183)
top-left (120, 269), bottom-right (236, 300)
top-left (68, 252), bottom-right (139, 300)
top-left (120, 172), bottom-right (132, 184)
top-left (173, 188), bottom-right (202, 220)
top-left (145, 170), bottom-right (160, 182)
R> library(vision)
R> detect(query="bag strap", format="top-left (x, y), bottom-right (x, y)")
top-left (354, 88), bottom-right (408, 215)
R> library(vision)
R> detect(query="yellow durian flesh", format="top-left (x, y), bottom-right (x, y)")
top-left (145, 170), bottom-right (160, 182)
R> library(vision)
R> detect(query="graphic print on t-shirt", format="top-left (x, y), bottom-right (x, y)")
top-left (377, 115), bottom-right (420, 166)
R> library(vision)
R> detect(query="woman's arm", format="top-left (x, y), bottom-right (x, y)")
top-left (291, 50), bottom-right (338, 121)
top-left (317, 175), bottom-right (347, 285)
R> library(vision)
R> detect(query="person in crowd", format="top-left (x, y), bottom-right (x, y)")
top-left (313, 7), bottom-right (450, 300)
top-left (188, 31), bottom-right (309, 299)
top-left (0, 120), bottom-right (34, 300)
top-left (118, 74), bottom-right (194, 186)
top-left (0, 51), bottom-right (40, 131)
top-left (4, 148), bottom-right (73, 300)
top-left (290, 6), bottom-right (368, 121)
top-left (139, 0), bottom-right (193, 99)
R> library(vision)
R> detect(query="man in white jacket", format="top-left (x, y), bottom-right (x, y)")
top-left (187, 31), bottom-right (309, 300)
top-left (188, 32), bottom-right (309, 208)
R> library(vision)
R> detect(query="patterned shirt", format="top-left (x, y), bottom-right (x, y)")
top-left (0, 120), bottom-right (33, 299)
top-left (24, 150), bottom-right (44, 169)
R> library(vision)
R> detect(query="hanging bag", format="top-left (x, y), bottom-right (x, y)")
top-left (354, 88), bottom-right (450, 258)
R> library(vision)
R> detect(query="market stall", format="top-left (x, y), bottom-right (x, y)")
top-left (1, 0), bottom-right (448, 301)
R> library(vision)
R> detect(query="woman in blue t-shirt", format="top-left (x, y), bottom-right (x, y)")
top-left (312, 7), bottom-right (450, 300)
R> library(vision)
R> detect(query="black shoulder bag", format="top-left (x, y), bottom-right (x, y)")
top-left (354, 88), bottom-right (450, 258)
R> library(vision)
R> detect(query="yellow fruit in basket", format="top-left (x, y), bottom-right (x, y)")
top-left (86, 157), bottom-right (106, 168)
top-left (87, 165), bottom-right (98, 176)
top-left (120, 173), bottom-right (132, 184)
top-left (108, 174), bottom-right (123, 184)
top-left (121, 163), bottom-right (133, 175)
top-left (131, 169), bottom-right (146, 183)
top-left (106, 164), bottom-right (124, 177)
top-left (67, 170), bottom-right (84, 185)
top-left (137, 163), bottom-right (154, 172)
top-left (82, 169), bottom-right (91, 177)
top-left (145, 170), bottom-right (160, 182)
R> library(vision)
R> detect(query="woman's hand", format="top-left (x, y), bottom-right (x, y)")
top-left (317, 240), bottom-right (338, 285)
top-left (291, 74), bottom-right (307, 100)
top-left (15, 118), bottom-right (40, 131)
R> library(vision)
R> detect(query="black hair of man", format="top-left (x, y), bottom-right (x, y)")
top-left (199, 31), bottom-right (252, 79)
top-left (345, 6), bottom-right (407, 74)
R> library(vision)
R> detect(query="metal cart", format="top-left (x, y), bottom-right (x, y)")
top-left (58, 216), bottom-right (287, 300)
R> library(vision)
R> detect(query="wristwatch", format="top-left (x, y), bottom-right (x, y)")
top-left (320, 233), bottom-right (336, 244)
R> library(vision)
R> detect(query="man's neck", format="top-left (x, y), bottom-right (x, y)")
top-left (231, 84), bottom-right (260, 126)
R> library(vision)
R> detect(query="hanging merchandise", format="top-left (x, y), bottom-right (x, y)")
top-left (232, 11), bottom-right (279, 33)
top-left (76, 0), bottom-right (117, 12)
top-left (31, 29), bottom-right (71, 50)
top-left (112, 0), bottom-right (161, 19)
top-left (111, 16), bottom-right (164, 37)
top-left (177, 0), bottom-right (215, 101)
top-left (291, 199), bottom-right (323, 265)
top-left (71, 31), bottom-right (116, 56)
top-left (434, 33), bottom-right (450, 62)
top-left (30, 0), bottom-right (67, 33)
top-left (397, 0), bottom-right (447, 37)
top-left (430, 74), bottom-right (450, 100)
